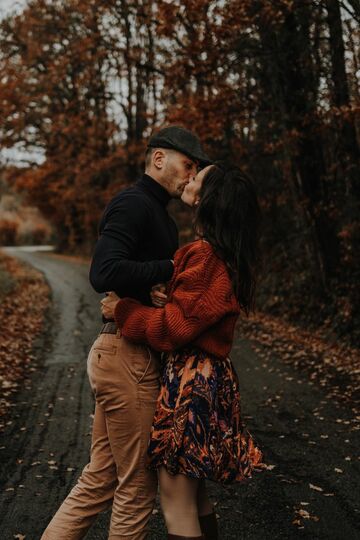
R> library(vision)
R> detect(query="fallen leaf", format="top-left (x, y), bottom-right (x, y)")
top-left (309, 483), bottom-right (323, 492)
top-left (298, 509), bottom-right (310, 519)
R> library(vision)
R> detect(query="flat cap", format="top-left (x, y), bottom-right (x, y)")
top-left (148, 126), bottom-right (211, 166)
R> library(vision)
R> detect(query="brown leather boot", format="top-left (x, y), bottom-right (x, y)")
top-left (199, 512), bottom-right (218, 540)
top-left (167, 535), bottom-right (204, 539)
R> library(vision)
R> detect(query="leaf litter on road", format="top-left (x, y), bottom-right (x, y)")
top-left (0, 253), bottom-right (50, 430)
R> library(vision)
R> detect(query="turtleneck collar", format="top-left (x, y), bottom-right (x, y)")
top-left (137, 174), bottom-right (172, 207)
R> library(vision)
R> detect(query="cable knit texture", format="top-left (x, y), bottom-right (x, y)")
top-left (114, 239), bottom-right (241, 358)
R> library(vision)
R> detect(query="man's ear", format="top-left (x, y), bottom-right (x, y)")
top-left (153, 149), bottom-right (166, 170)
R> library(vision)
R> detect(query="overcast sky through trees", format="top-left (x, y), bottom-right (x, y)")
top-left (0, 0), bottom-right (33, 166)
top-left (0, 0), bottom-right (28, 19)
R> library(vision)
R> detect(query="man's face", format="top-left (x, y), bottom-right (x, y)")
top-left (161, 150), bottom-right (198, 198)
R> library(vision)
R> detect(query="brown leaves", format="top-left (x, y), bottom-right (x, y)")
top-left (0, 252), bottom-right (50, 430)
top-left (293, 493), bottom-right (321, 528)
top-left (238, 311), bottom-right (360, 410)
top-left (293, 505), bottom-right (320, 528)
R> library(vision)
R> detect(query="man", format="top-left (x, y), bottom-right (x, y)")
top-left (41, 126), bottom-right (210, 540)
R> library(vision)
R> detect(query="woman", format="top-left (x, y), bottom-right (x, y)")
top-left (102, 162), bottom-right (264, 540)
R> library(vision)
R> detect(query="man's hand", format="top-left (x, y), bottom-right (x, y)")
top-left (150, 284), bottom-right (168, 308)
top-left (101, 291), bottom-right (121, 319)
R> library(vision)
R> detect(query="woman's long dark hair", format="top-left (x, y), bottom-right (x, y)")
top-left (194, 162), bottom-right (261, 315)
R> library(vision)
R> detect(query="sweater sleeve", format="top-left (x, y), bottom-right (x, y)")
top-left (114, 247), bottom-right (238, 351)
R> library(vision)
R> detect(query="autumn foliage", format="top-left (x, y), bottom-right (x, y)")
top-left (0, 253), bottom-right (50, 428)
top-left (0, 0), bottom-right (359, 343)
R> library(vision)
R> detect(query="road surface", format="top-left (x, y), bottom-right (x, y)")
top-left (0, 248), bottom-right (359, 539)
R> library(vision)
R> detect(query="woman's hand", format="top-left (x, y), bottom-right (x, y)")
top-left (101, 291), bottom-right (121, 319)
top-left (150, 284), bottom-right (168, 308)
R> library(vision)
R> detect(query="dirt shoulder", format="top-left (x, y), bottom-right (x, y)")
top-left (238, 311), bottom-right (360, 411)
top-left (0, 250), bottom-right (50, 430)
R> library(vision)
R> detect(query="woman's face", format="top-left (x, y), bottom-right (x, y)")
top-left (181, 165), bottom-right (213, 207)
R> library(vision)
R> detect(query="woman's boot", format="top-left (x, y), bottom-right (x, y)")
top-left (199, 512), bottom-right (218, 540)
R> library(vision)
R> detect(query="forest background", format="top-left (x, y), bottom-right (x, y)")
top-left (0, 0), bottom-right (359, 348)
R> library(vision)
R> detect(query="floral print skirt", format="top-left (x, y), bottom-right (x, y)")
top-left (147, 347), bottom-right (264, 483)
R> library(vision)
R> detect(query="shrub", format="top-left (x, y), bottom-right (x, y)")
top-left (17, 223), bottom-right (51, 245)
top-left (0, 219), bottom-right (19, 246)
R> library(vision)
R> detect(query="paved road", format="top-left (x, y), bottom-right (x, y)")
top-left (0, 249), bottom-right (359, 540)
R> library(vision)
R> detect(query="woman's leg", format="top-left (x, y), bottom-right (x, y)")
top-left (159, 467), bottom-right (202, 537)
top-left (197, 481), bottom-right (218, 540)
top-left (197, 480), bottom-right (214, 516)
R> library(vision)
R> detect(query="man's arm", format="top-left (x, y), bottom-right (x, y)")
top-left (89, 195), bottom-right (174, 293)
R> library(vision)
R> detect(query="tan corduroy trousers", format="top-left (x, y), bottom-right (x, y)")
top-left (41, 330), bottom-right (160, 540)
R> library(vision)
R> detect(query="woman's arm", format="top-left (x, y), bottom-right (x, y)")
top-left (113, 249), bottom-right (239, 352)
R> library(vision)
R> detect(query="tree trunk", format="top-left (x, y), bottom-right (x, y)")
top-left (325, 0), bottom-right (359, 198)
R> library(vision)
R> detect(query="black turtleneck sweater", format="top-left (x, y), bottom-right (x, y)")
top-left (89, 174), bottom-right (178, 307)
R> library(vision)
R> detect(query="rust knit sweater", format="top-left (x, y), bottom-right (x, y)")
top-left (114, 239), bottom-right (241, 359)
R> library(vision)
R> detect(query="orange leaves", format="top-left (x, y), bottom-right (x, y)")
top-left (157, 0), bottom-right (179, 37)
top-left (0, 252), bottom-right (50, 430)
top-left (0, 0), bottom-right (162, 250)
top-left (238, 310), bottom-right (360, 407)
